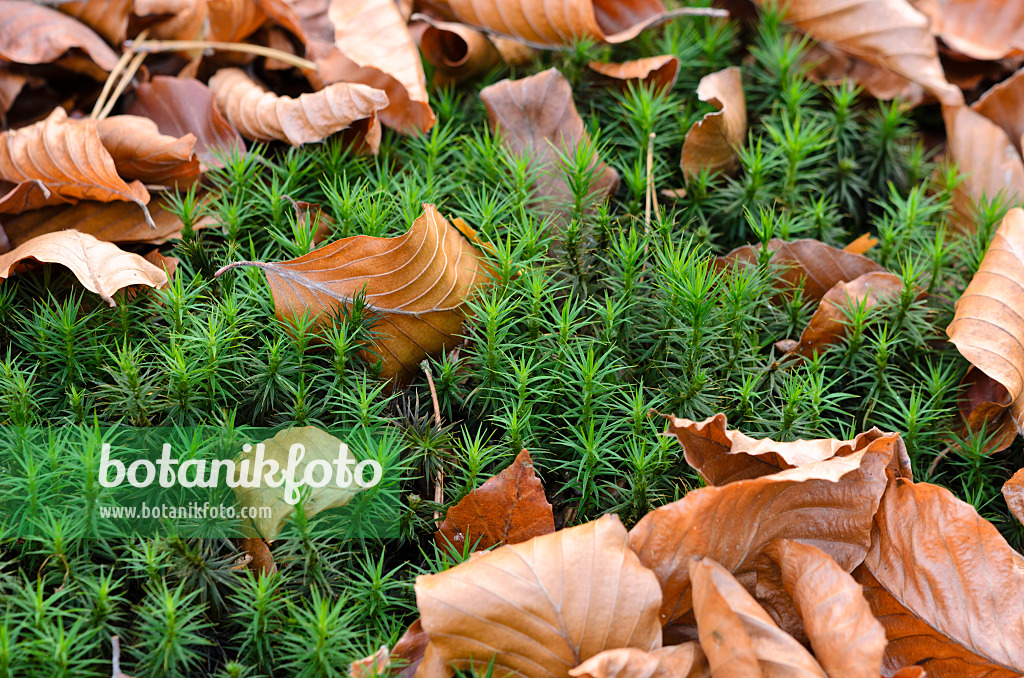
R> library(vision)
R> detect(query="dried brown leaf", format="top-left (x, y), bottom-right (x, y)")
top-left (954, 367), bottom-right (1019, 454)
top-left (240, 537), bottom-right (276, 577)
top-left (681, 66), bottom-right (746, 180)
top-left (568, 644), bottom-right (708, 678)
top-left (414, 514), bottom-right (663, 678)
top-left (587, 55), bottom-right (680, 93)
top-left (127, 76), bottom-right (245, 169)
top-left (628, 439), bottom-right (895, 626)
top-left (0, 64), bottom-right (26, 122)
top-left (392, 619), bottom-right (430, 678)
top-left (351, 646), bottom-right (390, 678)
top-left (931, 0), bottom-right (1024, 61)
top-left (58, 0), bottom-right (133, 45)
top-left (1003, 468), bottom-right (1024, 525)
top-left (96, 116), bottom-right (200, 187)
top-left (0, 1), bottom-right (119, 77)
top-left (663, 412), bottom-right (910, 486)
top-left (803, 42), bottom-right (926, 106)
top-left (0, 108), bottom-right (152, 222)
top-left (417, 17), bottom-right (502, 86)
top-left (435, 449), bottom-right (555, 553)
top-left (718, 238), bottom-right (885, 301)
top-left (791, 272), bottom-right (904, 358)
top-left (690, 557), bottom-right (827, 677)
top-left (207, 67), bottom-right (388, 148)
top-left (843, 233), bottom-right (878, 255)
top-left (972, 67), bottom-right (1024, 156)
top-left (216, 203), bottom-right (491, 385)
top-left (947, 207), bottom-right (1024, 439)
top-left (855, 477), bottom-right (1024, 676)
top-left (480, 68), bottom-right (619, 222)
top-left (0, 229), bottom-right (166, 305)
top-left (134, 0), bottom-right (206, 40)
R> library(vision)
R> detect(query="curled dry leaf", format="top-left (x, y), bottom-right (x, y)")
top-left (568, 644), bottom-right (707, 678)
top-left (392, 619), bottom-right (430, 678)
top-left (0, 1), bottom-right (119, 77)
top-left (843, 233), bottom-right (878, 255)
top-left (587, 55), bottom-right (680, 93)
top-left (216, 203), bottom-right (492, 385)
top-left (929, 0), bottom-right (1024, 61)
top-left (443, 0), bottom-right (723, 47)
top-left (414, 514), bottom-right (663, 678)
top-left (663, 412), bottom-right (911, 486)
top-left (96, 116), bottom-right (200, 187)
top-left (628, 437), bottom-right (896, 626)
top-left (2, 194), bottom-right (213, 248)
top-left (240, 537), bottom-right (276, 577)
top-left (855, 477), bottom-right (1024, 676)
top-left (761, 540), bottom-right (886, 678)
top-left (802, 42), bottom-right (925, 106)
top-left (681, 66), bottom-right (746, 180)
top-left (0, 108), bottom-right (152, 225)
top-left (417, 16), bottom-right (502, 86)
top-left (480, 68), bottom-right (619, 222)
top-left (946, 207), bottom-right (1024, 440)
top-left (954, 367), bottom-right (1019, 454)
top-left (435, 449), bottom-right (555, 553)
top-left (752, 0), bottom-right (961, 107)
top-left (0, 229), bottom-right (166, 306)
top-left (351, 646), bottom-right (390, 678)
top-left (972, 67), bottom-right (1024, 156)
top-left (134, 0), bottom-right (206, 41)
top-left (127, 76), bottom-right (245, 169)
top-left (1003, 468), bottom-right (1024, 525)
top-left (718, 238), bottom-right (885, 301)
top-left (58, 0), bottom-right (134, 46)
top-left (790, 271), bottom-right (904, 358)
top-left (207, 67), bottom-right (388, 148)
top-left (0, 64), bottom-right (26, 122)
top-left (690, 557), bottom-right (827, 677)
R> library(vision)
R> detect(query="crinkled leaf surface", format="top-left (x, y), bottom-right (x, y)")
top-left (681, 66), bottom-right (746, 180)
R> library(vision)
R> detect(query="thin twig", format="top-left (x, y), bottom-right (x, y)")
top-left (422, 361), bottom-right (445, 521)
top-left (644, 132), bottom-right (655, 231)
top-left (927, 444), bottom-right (952, 477)
top-left (91, 29), bottom-right (148, 119)
top-left (125, 39), bottom-right (318, 71)
top-left (97, 50), bottom-right (147, 120)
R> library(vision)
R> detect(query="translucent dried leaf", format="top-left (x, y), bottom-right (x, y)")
top-left (414, 514), bottom-right (663, 678)
top-left (0, 229), bottom-right (166, 306)
top-left (568, 644), bottom-right (707, 678)
top-left (1003, 468), bottom-right (1024, 525)
top-left (0, 1), bottom-right (119, 76)
top-left (96, 115), bottom-right (200, 187)
top-left (681, 67), bottom-right (746, 180)
top-left (587, 55), bottom-right (680, 92)
top-left (972, 67), bottom-right (1024, 155)
top-left (931, 0), bottom-right (1024, 61)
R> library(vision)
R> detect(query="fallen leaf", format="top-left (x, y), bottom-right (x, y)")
top-left (587, 55), bottom-right (680, 93)
top-left (628, 438), bottom-right (895, 626)
top-left (855, 476), bottom-right (1024, 676)
top-left (127, 76), bottom-right (246, 169)
top-left (351, 646), bottom-right (390, 678)
top-left (760, 540), bottom-right (886, 678)
top-left (233, 426), bottom-right (364, 539)
top-left (930, 0), bottom-right (1024, 61)
top-left (803, 42), bottom-right (926, 106)
top-left (972, 67), bottom-right (1024, 156)
top-left (2, 194), bottom-right (213, 248)
top-left (954, 367), bottom-right (1019, 454)
top-left (0, 64), bottom-right (26, 122)
top-left (0, 108), bottom-right (152, 223)
top-left (752, 0), bottom-right (962, 106)
top-left (791, 272), bottom-right (904, 358)
top-left (943, 105), bottom-right (1024, 233)
top-left (891, 668), bottom-right (927, 678)
top-left (843, 233), bottom-right (878, 255)
top-left (414, 514), bottom-right (663, 678)
top-left (0, 1), bottom-right (119, 78)
top-left (480, 68), bottom-right (619, 221)
top-left (417, 16), bottom-right (502, 86)
top-left (718, 238), bottom-right (886, 301)
top-left (207, 0), bottom-right (269, 42)
top-left (134, 0), bottom-right (206, 41)
top-left (946, 207), bottom-right (1024, 440)
top-left (207, 67), bottom-right (388, 148)
top-left (435, 449), bottom-right (555, 553)
top-left (215, 203), bottom-right (492, 384)
top-left (0, 229), bottom-right (167, 306)
top-left (690, 557), bottom-right (827, 677)
top-left (663, 412), bottom-right (910, 486)
top-left (681, 66), bottom-right (746, 180)
top-left (392, 619), bottom-right (430, 678)
top-left (58, 0), bottom-right (134, 46)
top-left (96, 116), bottom-right (200, 187)
top-left (1003, 468), bottom-right (1024, 525)
top-left (568, 644), bottom-right (708, 678)
top-left (240, 537), bottom-right (276, 576)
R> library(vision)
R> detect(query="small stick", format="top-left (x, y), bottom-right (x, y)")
top-left (97, 50), bottom-right (147, 120)
top-left (644, 132), bottom-right (656, 230)
top-left (91, 29), bottom-right (149, 119)
top-left (422, 361), bottom-right (445, 521)
top-left (125, 39), bottom-right (318, 71)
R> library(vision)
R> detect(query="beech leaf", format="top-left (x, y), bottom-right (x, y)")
top-left (1003, 468), bottom-right (1024, 525)
top-left (0, 229), bottom-right (167, 306)
top-left (207, 67), bottom-right (388, 148)
top-left (568, 644), bottom-right (707, 678)
top-left (414, 514), bottom-right (663, 678)
top-left (972, 67), bottom-right (1024, 156)
top-left (929, 0), bottom-right (1024, 61)
top-left (855, 477), bottom-right (1024, 676)
top-left (216, 203), bottom-right (492, 385)
top-left (587, 55), bottom-right (680, 93)
top-left (417, 16), bottom-right (502, 86)
top-left (96, 116), bottom-right (200, 187)
top-left (681, 66), bottom-right (747, 180)
top-left (436, 449), bottom-right (555, 553)
top-left (0, 0), bottom-right (119, 76)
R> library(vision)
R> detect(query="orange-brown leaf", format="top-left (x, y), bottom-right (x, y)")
top-left (587, 55), bottom-right (680, 93)
top-left (216, 203), bottom-right (491, 385)
top-left (96, 116), bottom-right (200, 187)
top-left (480, 68), bottom-right (619, 221)
top-left (0, 1), bottom-right (119, 76)
top-left (351, 646), bottom-right (390, 678)
top-left (414, 514), bottom-right (663, 678)
top-left (58, 0), bottom-right (134, 45)
top-left (240, 537), bottom-right (276, 576)
top-left (681, 66), bottom-right (746, 180)
top-left (435, 449), bottom-right (555, 553)
top-left (392, 619), bottom-right (430, 678)
top-left (855, 477), bottom-right (1024, 676)
top-left (947, 207), bottom-right (1024, 439)
top-left (930, 0), bottom-right (1024, 61)
top-left (628, 438), bottom-right (896, 626)
top-left (972, 67), bottom-right (1024, 156)
top-left (207, 67), bottom-right (388, 148)
top-left (690, 557), bottom-right (827, 677)
top-left (0, 229), bottom-right (166, 305)
top-left (1003, 468), bottom-right (1024, 525)
top-left (568, 644), bottom-right (708, 678)
top-left (843, 233), bottom-right (878, 255)
top-left (417, 17), bottom-right (502, 86)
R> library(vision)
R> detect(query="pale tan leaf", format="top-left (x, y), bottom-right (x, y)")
top-left (0, 108), bottom-right (152, 222)
top-left (946, 208), bottom-right (1024, 438)
top-left (568, 644), bottom-right (708, 678)
top-left (0, 64), bottom-right (26, 121)
top-left (802, 42), bottom-right (926, 106)
top-left (58, 0), bottom-right (134, 45)
top-left (1003, 468), bottom-right (1024, 525)
top-left (0, 229), bottom-right (166, 306)
top-left (417, 16), bottom-right (502, 86)
top-left (0, 0), bottom-right (119, 76)
top-left (414, 514), bottom-right (663, 678)
top-left (133, 0), bottom-right (206, 40)
top-left (681, 66), bottom-right (746, 180)
top-left (931, 0), bottom-right (1024, 61)
top-left (855, 477), bottom-right (1024, 676)
top-left (96, 115), bottom-right (200, 187)
top-left (972, 67), bottom-right (1024, 155)
top-left (240, 537), bottom-right (276, 576)
top-left (216, 203), bottom-right (492, 385)
top-left (207, 67), bottom-right (388, 148)
top-left (690, 557), bottom-right (827, 677)
top-left (351, 646), bottom-right (390, 678)
top-left (587, 55), bottom-right (680, 93)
